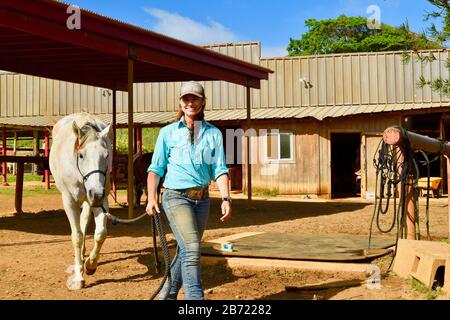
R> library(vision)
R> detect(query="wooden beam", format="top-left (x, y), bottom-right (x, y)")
top-left (246, 86), bottom-right (252, 203)
top-left (0, 7), bottom-right (129, 58)
top-left (32, 130), bottom-right (39, 175)
top-left (112, 89), bottom-right (117, 203)
top-left (2, 127), bottom-right (8, 186)
top-left (446, 156), bottom-right (450, 239)
top-left (0, 155), bottom-right (49, 163)
top-left (136, 124), bottom-right (143, 155)
top-left (127, 58), bottom-right (134, 218)
top-left (15, 162), bottom-right (24, 214)
top-left (383, 126), bottom-right (450, 156)
top-left (44, 130), bottom-right (50, 190)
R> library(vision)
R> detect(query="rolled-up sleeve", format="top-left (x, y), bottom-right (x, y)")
top-left (147, 128), bottom-right (168, 178)
top-left (211, 130), bottom-right (229, 181)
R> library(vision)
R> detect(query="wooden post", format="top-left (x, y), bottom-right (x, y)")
top-left (2, 127), bottom-right (8, 186)
top-left (246, 86), bottom-right (252, 203)
top-left (32, 130), bottom-right (39, 175)
top-left (447, 155), bottom-right (450, 239)
top-left (127, 57), bottom-right (134, 218)
top-left (405, 175), bottom-right (416, 240)
top-left (15, 162), bottom-right (24, 214)
top-left (383, 126), bottom-right (450, 239)
top-left (112, 89), bottom-right (117, 202)
top-left (44, 130), bottom-right (50, 190)
top-left (137, 124), bottom-right (143, 156)
top-left (12, 131), bottom-right (17, 175)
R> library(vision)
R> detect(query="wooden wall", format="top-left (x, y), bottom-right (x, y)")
top-left (241, 113), bottom-right (402, 196)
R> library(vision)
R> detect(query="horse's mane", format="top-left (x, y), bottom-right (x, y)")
top-left (76, 122), bottom-right (102, 151)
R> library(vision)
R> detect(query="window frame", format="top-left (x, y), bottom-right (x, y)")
top-left (264, 130), bottom-right (295, 163)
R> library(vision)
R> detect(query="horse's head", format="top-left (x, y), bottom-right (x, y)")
top-left (73, 121), bottom-right (112, 207)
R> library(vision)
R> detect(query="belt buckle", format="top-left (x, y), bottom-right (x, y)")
top-left (186, 188), bottom-right (203, 200)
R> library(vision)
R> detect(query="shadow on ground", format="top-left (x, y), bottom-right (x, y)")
top-left (0, 198), bottom-right (371, 237)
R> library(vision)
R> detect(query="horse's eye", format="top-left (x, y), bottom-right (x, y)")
top-left (79, 154), bottom-right (84, 159)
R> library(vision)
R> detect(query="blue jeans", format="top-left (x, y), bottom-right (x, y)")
top-left (159, 189), bottom-right (210, 300)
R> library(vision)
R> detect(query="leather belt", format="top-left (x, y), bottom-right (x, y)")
top-left (171, 187), bottom-right (209, 200)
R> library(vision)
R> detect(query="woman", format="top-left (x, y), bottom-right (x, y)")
top-left (146, 81), bottom-right (232, 300)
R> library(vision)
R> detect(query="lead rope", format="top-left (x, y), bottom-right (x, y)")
top-left (149, 211), bottom-right (172, 300)
top-left (77, 150), bottom-right (171, 299)
top-left (100, 204), bottom-right (171, 300)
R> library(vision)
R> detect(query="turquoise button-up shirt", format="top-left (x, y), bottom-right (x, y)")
top-left (147, 117), bottom-right (229, 190)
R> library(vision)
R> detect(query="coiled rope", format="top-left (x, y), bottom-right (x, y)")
top-left (101, 205), bottom-right (171, 300)
top-left (368, 126), bottom-right (436, 269)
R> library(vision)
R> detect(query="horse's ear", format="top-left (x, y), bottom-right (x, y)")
top-left (72, 121), bottom-right (82, 152)
top-left (100, 124), bottom-right (113, 141)
top-left (72, 121), bottom-right (81, 139)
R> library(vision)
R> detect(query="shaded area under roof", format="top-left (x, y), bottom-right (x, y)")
top-left (2, 103), bottom-right (450, 129)
top-left (0, 0), bottom-right (271, 91)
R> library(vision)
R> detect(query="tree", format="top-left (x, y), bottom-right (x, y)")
top-left (287, 15), bottom-right (442, 56)
top-left (412, 0), bottom-right (450, 94)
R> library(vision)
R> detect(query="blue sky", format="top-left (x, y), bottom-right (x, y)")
top-left (70, 0), bottom-right (443, 57)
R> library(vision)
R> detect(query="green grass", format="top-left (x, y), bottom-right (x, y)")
top-left (0, 187), bottom-right (60, 196)
top-left (116, 127), bottom-right (160, 154)
top-left (250, 188), bottom-right (279, 197)
top-left (6, 138), bottom-right (33, 149)
top-left (6, 174), bottom-right (44, 183)
top-left (441, 238), bottom-right (450, 245)
top-left (410, 278), bottom-right (443, 300)
top-left (5, 127), bottom-right (159, 155)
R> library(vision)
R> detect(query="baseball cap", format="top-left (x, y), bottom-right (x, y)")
top-left (179, 81), bottom-right (205, 98)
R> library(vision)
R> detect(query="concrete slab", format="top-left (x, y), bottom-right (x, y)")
top-left (202, 232), bottom-right (384, 275)
top-left (207, 232), bottom-right (264, 244)
top-left (202, 255), bottom-right (372, 274)
top-left (203, 232), bottom-right (394, 262)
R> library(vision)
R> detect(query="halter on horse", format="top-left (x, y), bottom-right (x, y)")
top-left (50, 113), bottom-right (112, 290)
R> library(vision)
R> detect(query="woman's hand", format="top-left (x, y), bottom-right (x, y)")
top-left (146, 198), bottom-right (160, 216)
top-left (146, 172), bottom-right (161, 216)
top-left (220, 201), bottom-right (232, 222)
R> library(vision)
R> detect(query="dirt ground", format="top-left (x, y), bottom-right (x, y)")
top-left (1, 182), bottom-right (449, 300)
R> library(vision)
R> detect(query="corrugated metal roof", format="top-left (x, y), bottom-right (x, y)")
top-left (1, 102), bottom-right (449, 128)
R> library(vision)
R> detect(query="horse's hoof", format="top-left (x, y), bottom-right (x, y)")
top-left (65, 265), bottom-right (75, 274)
top-left (85, 267), bottom-right (97, 275)
top-left (84, 260), bottom-right (97, 275)
top-left (66, 275), bottom-right (85, 290)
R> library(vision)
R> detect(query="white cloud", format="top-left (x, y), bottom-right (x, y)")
top-left (261, 45), bottom-right (287, 58)
top-left (143, 7), bottom-right (240, 45)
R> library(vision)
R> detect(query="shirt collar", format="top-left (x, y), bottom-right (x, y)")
top-left (177, 115), bottom-right (210, 130)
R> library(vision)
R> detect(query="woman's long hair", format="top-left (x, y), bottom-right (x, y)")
top-left (176, 98), bottom-right (206, 121)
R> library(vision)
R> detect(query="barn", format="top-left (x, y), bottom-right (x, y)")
top-left (1, 5), bottom-right (449, 200)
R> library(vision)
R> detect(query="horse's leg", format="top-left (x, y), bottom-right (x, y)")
top-left (80, 201), bottom-right (92, 259)
top-left (84, 199), bottom-right (108, 275)
top-left (62, 193), bottom-right (85, 290)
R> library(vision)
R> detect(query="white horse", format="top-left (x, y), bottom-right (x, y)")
top-left (50, 113), bottom-right (112, 290)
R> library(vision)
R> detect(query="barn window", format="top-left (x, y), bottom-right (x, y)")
top-left (266, 131), bottom-right (294, 161)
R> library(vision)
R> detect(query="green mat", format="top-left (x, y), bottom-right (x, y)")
top-left (202, 233), bottom-right (396, 262)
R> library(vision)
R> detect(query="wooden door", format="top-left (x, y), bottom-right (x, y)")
top-left (362, 134), bottom-right (383, 199)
